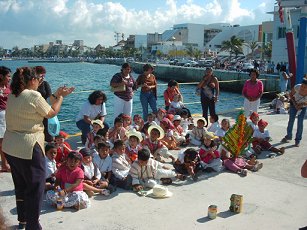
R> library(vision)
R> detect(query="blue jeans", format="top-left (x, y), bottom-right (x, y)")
top-left (285, 104), bottom-right (306, 143)
top-left (140, 91), bottom-right (157, 120)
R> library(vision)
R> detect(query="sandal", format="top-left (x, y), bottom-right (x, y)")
top-left (279, 147), bottom-right (285, 155)
top-left (176, 174), bottom-right (187, 181)
top-left (160, 178), bottom-right (173, 185)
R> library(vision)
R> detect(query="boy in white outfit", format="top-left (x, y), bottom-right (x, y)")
top-left (129, 149), bottom-right (186, 191)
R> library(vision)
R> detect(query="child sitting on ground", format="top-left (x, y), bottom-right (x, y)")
top-left (174, 148), bottom-right (203, 181)
top-left (121, 114), bottom-right (133, 131)
top-left (271, 94), bottom-right (288, 114)
top-left (207, 114), bottom-right (220, 133)
top-left (111, 140), bottom-right (132, 190)
top-left (199, 132), bottom-right (223, 172)
top-left (180, 110), bottom-right (194, 136)
top-left (80, 148), bottom-right (110, 197)
top-left (252, 119), bottom-right (285, 155)
top-left (54, 131), bottom-right (72, 168)
top-left (160, 118), bottom-right (179, 150)
top-left (46, 151), bottom-right (90, 210)
top-left (155, 108), bottom-right (166, 125)
top-left (92, 141), bottom-right (114, 191)
top-left (130, 149), bottom-right (186, 191)
top-left (45, 143), bottom-right (57, 190)
top-left (132, 114), bottom-right (144, 132)
top-left (215, 118), bottom-right (231, 159)
top-left (143, 124), bottom-right (176, 163)
top-left (168, 94), bottom-right (185, 114)
top-left (108, 117), bottom-right (127, 144)
top-left (190, 118), bottom-right (208, 146)
top-left (125, 129), bottom-right (143, 162)
top-left (172, 115), bottom-right (188, 146)
top-left (248, 112), bottom-right (259, 131)
top-left (85, 119), bottom-right (104, 149)
top-left (223, 154), bottom-right (263, 177)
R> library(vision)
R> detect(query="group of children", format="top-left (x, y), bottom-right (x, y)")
top-left (44, 106), bottom-right (285, 210)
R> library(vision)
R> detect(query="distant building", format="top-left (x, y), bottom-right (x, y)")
top-left (270, 6), bottom-right (307, 72)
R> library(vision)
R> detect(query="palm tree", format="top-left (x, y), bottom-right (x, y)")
top-left (244, 41), bottom-right (258, 59)
top-left (220, 36), bottom-right (244, 59)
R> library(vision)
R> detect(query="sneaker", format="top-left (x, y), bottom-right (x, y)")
top-left (252, 162), bottom-right (263, 172)
top-left (238, 169), bottom-right (248, 177)
top-left (295, 142), bottom-right (300, 147)
top-left (281, 137), bottom-right (290, 143)
top-left (100, 189), bottom-right (110, 196)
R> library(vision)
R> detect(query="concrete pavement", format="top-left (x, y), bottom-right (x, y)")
top-left (1, 105), bottom-right (306, 230)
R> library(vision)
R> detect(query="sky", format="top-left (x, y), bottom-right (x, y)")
top-left (0, 0), bottom-right (276, 49)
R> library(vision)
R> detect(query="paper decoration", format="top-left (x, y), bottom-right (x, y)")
top-left (222, 111), bottom-right (253, 157)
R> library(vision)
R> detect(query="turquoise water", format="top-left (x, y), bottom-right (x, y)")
top-left (0, 60), bottom-right (245, 134)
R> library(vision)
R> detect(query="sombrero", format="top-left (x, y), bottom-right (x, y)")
top-left (148, 124), bottom-right (165, 140)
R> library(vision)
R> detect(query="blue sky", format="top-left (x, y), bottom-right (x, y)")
top-left (0, 0), bottom-right (276, 49)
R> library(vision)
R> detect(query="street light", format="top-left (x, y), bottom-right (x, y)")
top-left (171, 36), bottom-right (177, 59)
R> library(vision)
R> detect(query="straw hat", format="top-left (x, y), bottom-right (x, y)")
top-left (147, 185), bottom-right (173, 198)
top-left (173, 115), bottom-right (182, 121)
top-left (203, 132), bottom-right (218, 140)
top-left (196, 117), bottom-right (207, 127)
top-left (91, 119), bottom-right (104, 129)
top-left (126, 129), bottom-right (143, 142)
top-left (148, 124), bottom-right (165, 140)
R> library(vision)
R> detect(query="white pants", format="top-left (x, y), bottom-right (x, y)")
top-left (243, 98), bottom-right (260, 117)
top-left (141, 169), bottom-right (177, 188)
top-left (113, 95), bottom-right (133, 118)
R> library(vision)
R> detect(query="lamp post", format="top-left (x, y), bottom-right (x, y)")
top-left (171, 36), bottom-right (177, 59)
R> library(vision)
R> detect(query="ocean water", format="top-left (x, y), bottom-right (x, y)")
top-left (0, 60), bottom-right (245, 135)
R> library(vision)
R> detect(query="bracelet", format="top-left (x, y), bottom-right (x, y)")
top-left (52, 94), bottom-right (58, 99)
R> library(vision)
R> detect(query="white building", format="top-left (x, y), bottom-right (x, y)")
top-left (271, 6), bottom-right (307, 72)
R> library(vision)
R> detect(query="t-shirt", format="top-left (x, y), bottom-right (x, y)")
top-left (293, 84), bottom-right (307, 107)
top-left (56, 165), bottom-right (84, 191)
top-left (242, 80), bottom-right (263, 99)
top-left (207, 122), bottom-right (220, 133)
top-left (45, 157), bottom-right (57, 179)
top-left (0, 86), bottom-right (11, 111)
top-left (75, 101), bottom-right (107, 122)
top-left (81, 162), bottom-right (101, 180)
top-left (3, 89), bottom-right (51, 159)
top-left (93, 154), bottom-right (112, 174)
top-left (199, 146), bottom-right (220, 163)
top-left (110, 72), bottom-right (136, 101)
top-left (253, 129), bottom-right (270, 139)
top-left (215, 128), bottom-right (227, 138)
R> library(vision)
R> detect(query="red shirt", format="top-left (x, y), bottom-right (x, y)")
top-left (0, 87), bottom-right (11, 111)
top-left (199, 147), bottom-right (220, 164)
top-left (163, 87), bottom-right (181, 107)
top-left (55, 142), bottom-right (71, 167)
top-left (56, 165), bottom-right (84, 191)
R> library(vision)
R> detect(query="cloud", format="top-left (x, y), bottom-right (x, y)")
top-left (0, 0), bottom-right (275, 49)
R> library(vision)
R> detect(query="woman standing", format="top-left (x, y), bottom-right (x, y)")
top-left (279, 65), bottom-right (292, 93)
top-left (242, 69), bottom-right (263, 117)
top-left (281, 78), bottom-right (307, 147)
top-left (163, 80), bottom-right (181, 111)
top-left (35, 66), bottom-right (54, 143)
top-left (136, 64), bottom-right (157, 120)
top-left (76, 90), bottom-right (108, 145)
top-left (110, 63), bottom-right (136, 117)
top-left (196, 67), bottom-right (219, 125)
top-left (0, 66), bottom-right (11, 172)
top-left (3, 67), bottom-right (74, 230)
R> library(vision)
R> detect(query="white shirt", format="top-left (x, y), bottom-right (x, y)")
top-left (207, 122), bottom-right (220, 133)
top-left (93, 153), bottom-right (112, 174)
top-left (253, 129), bottom-right (270, 139)
top-left (76, 101), bottom-right (107, 121)
top-left (82, 162), bottom-right (101, 180)
top-left (215, 128), bottom-right (226, 138)
top-left (45, 157), bottom-right (57, 179)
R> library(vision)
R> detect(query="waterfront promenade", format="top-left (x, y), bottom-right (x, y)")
top-left (0, 104), bottom-right (306, 230)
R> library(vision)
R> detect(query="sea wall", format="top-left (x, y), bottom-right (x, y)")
top-left (131, 62), bottom-right (280, 95)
